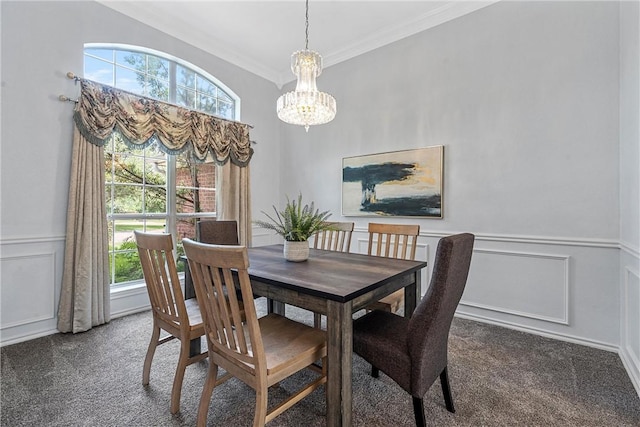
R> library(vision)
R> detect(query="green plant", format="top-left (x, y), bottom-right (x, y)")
top-left (254, 194), bottom-right (333, 242)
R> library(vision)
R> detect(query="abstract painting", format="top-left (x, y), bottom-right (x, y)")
top-left (342, 146), bottom-right (443, 218)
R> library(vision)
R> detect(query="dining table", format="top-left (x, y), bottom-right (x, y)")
top-left (184, 244), bottom-right (428, 427)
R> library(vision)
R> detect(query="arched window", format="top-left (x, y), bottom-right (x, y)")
top-left (84, 44), bottom-right (240, 288)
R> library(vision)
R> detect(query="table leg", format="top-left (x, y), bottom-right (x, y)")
top-left (268, 299), bottom-right (286, 315)
top-left (404, 271), bottom-right (421, 318)
top-left (326, 300), bottom-right (352, 427)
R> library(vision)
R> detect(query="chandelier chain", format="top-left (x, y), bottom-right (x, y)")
top-left (305, 0), bottom-right (309, 50)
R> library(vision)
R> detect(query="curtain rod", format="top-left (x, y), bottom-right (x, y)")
top-left (59, 72), bottom-right (255, 131)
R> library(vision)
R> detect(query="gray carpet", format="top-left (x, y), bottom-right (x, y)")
top-left (2, 298), bottom-right (639, 426)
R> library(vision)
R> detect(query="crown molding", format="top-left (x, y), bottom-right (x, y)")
top-left (97, 0), bottom-right (499, 88)
top-left (275, 0), bottom-right (499, 87)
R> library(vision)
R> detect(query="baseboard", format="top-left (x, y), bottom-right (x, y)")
top-left (0, 326), bottom-right (59, 348)
top-left (454, 312), bottom-right (619, 353)
top-left (110, 305), bottom-right (150, 319)
top-left (619, 345), bottom-right (640, 398)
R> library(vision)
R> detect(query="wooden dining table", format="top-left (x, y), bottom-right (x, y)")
top-left (185, 244), bottom-right (428, 427)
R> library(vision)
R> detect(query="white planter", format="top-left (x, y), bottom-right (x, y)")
top-left (283, 240), bottom-right (309, 262)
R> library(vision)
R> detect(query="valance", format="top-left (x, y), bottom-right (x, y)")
top-left (73, 79), bottom-right (253, 167)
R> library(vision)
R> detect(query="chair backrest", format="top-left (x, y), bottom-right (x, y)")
top-left (196, 220), bottom-right (239, 245)
top-left (134, 231), bottom-right (188, 328)
top-left (182, 239), bottom-right (265, 373)
top-left (407, 233), bottom-right (475, 396)
top-left (312, 221), bottom-right (354, 252)
top-left (367, 223), bottom-right (420, 261)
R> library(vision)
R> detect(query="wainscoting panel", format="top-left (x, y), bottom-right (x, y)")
top-left (0, 237), bottom-right (65, 346)
top-left (0, 253), bottom-right (56, 328)
top-left (622, 264), bottom-right (640, 396)
top-left (460, 249), bottom-right (570, 325)
top-left (625, 267), bottom-right (640, 364)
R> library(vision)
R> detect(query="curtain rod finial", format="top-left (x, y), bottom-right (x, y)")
top-left (66, 72), bottom-right (76, 80)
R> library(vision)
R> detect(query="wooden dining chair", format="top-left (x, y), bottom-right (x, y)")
top-left (312, 221), bottom-right (355, 328)
top-left (353, 233), bottom-right (475, 427)
top-left (312, 221), bottom-right (354, 252)
top-left (365, 222), bottom-right (420, 313)
top-left (183, 239), bottom-right (327, 427)
top-left (134, 231), bottom-right (207, 415)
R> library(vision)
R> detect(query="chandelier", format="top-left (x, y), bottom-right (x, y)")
top-left (276, 0), bottom-right (336, 132)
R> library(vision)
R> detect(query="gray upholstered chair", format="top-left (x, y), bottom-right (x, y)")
top-left (352, 233), bottom-right (475, 427)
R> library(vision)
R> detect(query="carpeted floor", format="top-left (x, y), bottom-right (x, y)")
top-left (2, 298), bottom-right (639, 426)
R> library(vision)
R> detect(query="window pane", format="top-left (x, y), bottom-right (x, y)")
top-left (218, 101), bottom-right (234, 119)
top-left (144, 185), bottom-right (167, 213)
top-left (176, 158), bottom-right (216, 214)
top-left (116, 50), bottom-right (144, 69)
top-left (175, 187), bottom-right (217, 214)
top-left (112, 245), bottom-right (143, 283)
top-left (177, 88), bottom-right (196, 108)
top-left (85, 48), bottom-right (113, 62)
top-left (197, 75), bottom-right (217, 97)
top-left (148, 56), bottom-right (169, 80)
top-left (113, 184), bottom-right (143, 214)
top-left (110, 219), bottom-right (146, 284)
top-left (147, 77), bottom-right (169, 101)
top-left (177, 65), bottom-right (196, 89)
top-left (177, 218), bottom-right (197, 242)
top-left (84, 55), bottom-right (114, 85)
top-left (197, 94), bottom-right (217, 115)
top-left (111, 152), bottom-right (144, 184)
top-left (115, 65), bottom-right (146, 94)
top-left (219, 90), bottom-right (233, 103)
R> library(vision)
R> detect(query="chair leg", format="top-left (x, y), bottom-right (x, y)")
top-left (197, 361), bottom-right (218, 427)
top-left (412, 396), bottom-right (426, 427)
top-left (254, 383), bottom-right (268, 427)
top-left (371, 365), bottom-right (379, 378)
top-left (439, 366), bottom-right (455, 413)
top-left (170, 338), bottom-right (190, 414)
top-left (143, 324), bottom-right (161, 385)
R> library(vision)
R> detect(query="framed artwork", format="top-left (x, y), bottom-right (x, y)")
top-left (342, 146), bottom-right (444, 218)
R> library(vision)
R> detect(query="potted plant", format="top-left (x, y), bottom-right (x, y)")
top-left (254, 194), bottom-right (333, 261)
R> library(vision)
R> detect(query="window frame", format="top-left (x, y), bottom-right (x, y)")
top-left (84, 43), bottom-right (241, 289)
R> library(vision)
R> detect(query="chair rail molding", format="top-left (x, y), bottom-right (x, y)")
top-left (352, 226), bottom-right (621, 249)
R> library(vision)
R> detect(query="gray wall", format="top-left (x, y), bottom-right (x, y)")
top-left (277, 0), bottom-right (638, 393)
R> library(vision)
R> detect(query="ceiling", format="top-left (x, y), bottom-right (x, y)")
top-left (98, 0), bottom-right (498, 88)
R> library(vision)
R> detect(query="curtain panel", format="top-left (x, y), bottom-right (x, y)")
top-left (57, 126), bottom-right (110, 333)
top-left (58, 79), bottom-right (253, 333)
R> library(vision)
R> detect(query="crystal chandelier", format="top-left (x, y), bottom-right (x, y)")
top-left (276, 0), bottom-right (336, 132)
